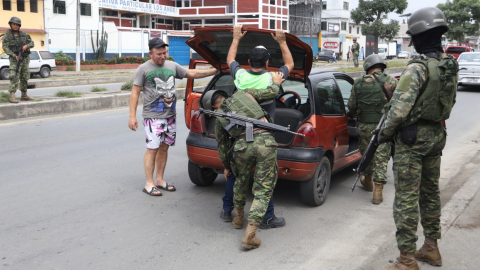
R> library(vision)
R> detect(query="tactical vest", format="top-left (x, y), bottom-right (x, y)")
top-left (234, 69), bottom-right (272, 91)
top-left (399, 53), bottom-right (458, 127)
top-left (216, 92), bottom-right (267, 138)
top-left (6, 30), bottom-right (30, 56)
top-left (354, 72), bottom-right (389, 123)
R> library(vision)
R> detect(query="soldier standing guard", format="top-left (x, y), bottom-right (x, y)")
top-left (378, 7), bottom-right (459, 270)
top-left (351, 37), bottom-right (360, 68)
top-left (347, 54), bottom-right (397, 204)
top-left (2, 17), bottom-right (34, 103)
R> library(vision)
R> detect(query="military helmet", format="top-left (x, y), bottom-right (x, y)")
top-left (407, 7), bottom-right (448, 36)
top-left (353, 37), bottom-right (357, 41)
top-left (363, 54), bottom-right (386, 72)
top-left (8, 17), bottom-right (21, 27)
top-left (202, 90), bottom-right (228, 110)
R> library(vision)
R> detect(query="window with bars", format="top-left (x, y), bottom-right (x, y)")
top-left (30, 0), bottom-right (38, 12)
top-left (103, 10), bottom-right (118, 17)
top-left (270, 0), bottom-right (275, 4)
top-left (341, 22), bottom-right (346, 31)
top-left (53, 1), bottom-right (66, 14)
top-left (17, 0), bottom-right (25, 11)
top-left (349, 26), bottom-right (352, 34)
top-left (270, 20), bottom-right (275, 30)
top-left (321, 21), bottom-right (327, 31)
top-left (343, 1), bottom-right (349, 10)
top-left (322, 1), bottom-right (327, 10)
top-left (282, 21), bottom-right (287, 30)
top-left (81, 3), bottom-right (91, 16)
top-left (3, 0), bottom-right (11, 11)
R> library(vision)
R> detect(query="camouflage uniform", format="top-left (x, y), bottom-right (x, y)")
top-left (348, 70), bottom-right (397, 184)
top-left (215, 83), bottom-right (280, 224)
top-left (381, 54), bottom-right (458, 253)
top-left (352, 42), bottom-right (360, 67)
top-left (2, 29), bottom-right (34, 93)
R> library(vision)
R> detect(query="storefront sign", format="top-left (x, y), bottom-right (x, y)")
top-left (323, 41), bottom-right (339, 49)
top-left (99, 0), bottom-right (179, 16)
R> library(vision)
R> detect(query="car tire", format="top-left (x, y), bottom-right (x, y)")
top-left (39, 66), bottom-right (50, 78)
top-left (0, 67), bottom-right (10, 80)
top-left (300, 156), bottom-right (331, 206)
top-left (188, 160), bottom-right (218, 186)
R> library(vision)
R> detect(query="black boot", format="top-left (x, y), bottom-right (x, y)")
top-left (220, 210), bottom-right (232, 222)
top-left (259, 215), bottom-right (285, 229)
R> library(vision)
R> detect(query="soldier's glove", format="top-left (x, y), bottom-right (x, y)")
top-left (377, 130), bottom-right (393, 144)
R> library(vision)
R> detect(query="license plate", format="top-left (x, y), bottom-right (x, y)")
top-left (467, 78), bottom-right (479, 83)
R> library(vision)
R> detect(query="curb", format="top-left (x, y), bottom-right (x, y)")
top-left (0, 76), bottom-right (133, 90)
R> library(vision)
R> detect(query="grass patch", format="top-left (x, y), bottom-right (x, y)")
top-left (91, 86), bottom-right (107, 92)
top-left (55, 91), bottom-right (84, 98)
top-left (0, 92), bottom-right (14, 103)
top-left (121, 79), bottom-right (133, 91)
top-left (84, 66), bottom-right (110, 70)
top-left (385, 61), bottom-right (408, 68)
top-left (336, 66), bottom-right (364, 72)
top-left (66, 67), bottom-right (75, 71)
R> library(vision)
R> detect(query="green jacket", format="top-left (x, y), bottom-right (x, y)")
top-left (2, 29), bottom-right (34, 58)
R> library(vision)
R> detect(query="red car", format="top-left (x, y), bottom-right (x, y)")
top-left (445, 44), bottom-right (474, 59)
top-left (184, 27), bottom-right (362, 206)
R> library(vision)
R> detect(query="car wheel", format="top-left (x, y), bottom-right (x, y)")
top-left (39, 66), bottom-right (50, 78)
top-left (0, 67), bottom-right (10, 80)
top-left (300, 156), bottom-right (331, 206)
top-left (188, 160), bottom-right (218, 186)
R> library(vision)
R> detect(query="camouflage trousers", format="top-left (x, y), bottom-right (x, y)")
top-left (353, 53), bottom-right (359, 67)
top-left (9, 56), bottom-right (30, 93)
top-left (232, 131), bottom-right (278, 224)
top-left (359, 122), bottom-right (391, 184)
top-left (393, 122), bottom-right (446, 253)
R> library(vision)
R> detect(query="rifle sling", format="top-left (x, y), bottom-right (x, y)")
top-left (372, 73), bottom-right (391, 102)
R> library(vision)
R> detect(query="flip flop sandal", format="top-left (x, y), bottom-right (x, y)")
top-left (143, 186), bottom-right (163, 196)
top-left (156, 182), bottom-right (176, 192)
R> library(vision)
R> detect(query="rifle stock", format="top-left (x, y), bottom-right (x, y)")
top-left (350, 115), bottom-right (386, 192)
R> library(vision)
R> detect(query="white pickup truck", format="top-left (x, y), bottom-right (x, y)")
top-left (0, 50), bottom-right (57, 80)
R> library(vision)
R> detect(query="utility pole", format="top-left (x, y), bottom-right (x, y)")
top-left (76, 0), bottom-right (81, 72)
top-left (310, 1), bottom-right (313, 48)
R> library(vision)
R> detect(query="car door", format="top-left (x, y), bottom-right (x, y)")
top-left (29, 51), bottom-right (42, 73)
top-left (312, 77), bottom-right (349, 170)
top-left (184, 59), bottom-right (212, 129)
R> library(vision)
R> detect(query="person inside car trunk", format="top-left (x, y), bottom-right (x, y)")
top-left (215, 25), bottom-right (294, 229)
top-left (204, 71), bottom-right (285, 249)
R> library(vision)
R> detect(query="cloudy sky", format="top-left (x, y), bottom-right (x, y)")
top-left (348, 0), bottom-right (448, 22)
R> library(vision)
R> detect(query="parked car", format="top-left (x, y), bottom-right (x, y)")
top-left (0, 50), bottom-right (57, 80)
top-left (410, 51), bottom-right (420, 59)
top-left (398, 51), bottom-right (410, 59)
top-left (445, 45), bottom-right (473, 60)
top-left (457, 52), bottom-right (480, 86)
top-left (315, 50), bottom-right (335, 63)
top-left (184, 27), bottom-right (362, 206)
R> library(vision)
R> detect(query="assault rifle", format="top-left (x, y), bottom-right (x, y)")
top-left (199, 108), bottom-right (304, 142)
top-left (350, 115), bottom-right (386, 192)
top-left (15, 42), bottom-right (24, 80)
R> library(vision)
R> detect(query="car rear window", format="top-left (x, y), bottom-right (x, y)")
top-left (446, 47), bottom-right (468, 54)
top-left (458, 53), bottom-right (480, 62)
top-left (39, 51), bottom-right (54, 59)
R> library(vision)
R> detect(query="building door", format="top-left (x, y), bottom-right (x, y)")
top-left (168, 36), bottom-right (190, 65)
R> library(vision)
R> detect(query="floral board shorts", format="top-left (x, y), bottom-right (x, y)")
top-left (143, 116), bottom-right (176, 149)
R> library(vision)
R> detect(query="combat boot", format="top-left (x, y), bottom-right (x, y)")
top-left (381, 252), bottom-right (419, 270)
top-left (373, 182), bottom-right (384, 204)
top-left (414, 237), bottom-right (442, 266)
top-left (259, 215), bottom-right (286, 229)
top-left (241, 222), bottom-right (261, 250)
top-left (20, 91), bottom-right (33, 101)
top-left (9, 92), bottom-right (18, 103)
top-left (232, 207), bottom-right (244, 229)
top-left (360, 174), bottom-right (373, 191)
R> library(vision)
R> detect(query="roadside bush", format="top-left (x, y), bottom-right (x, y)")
top-left (121, 79), bottom-right (133, 91)
top-left (91, 86), bottom-right (107, 92)
top-left (54, 51), bottom-right (73, 62)
top-left (55, 91), bottom-right (84, 98)
top-left (56, 55), bottom-right (151, 66)
top-left (167, 56), bottom-right (174, 61)
top-left (0, 92), bottom-right (12, 103)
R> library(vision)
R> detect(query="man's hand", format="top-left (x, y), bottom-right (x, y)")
top-left (232, 25), bottom-right (247, 41)
top-left (224, 168), bottom-right (231, 181)
top-left (272, 71), bottom-right (285, 85)
top-left (14, 56), bottom-right (18, 61)
top-left (272, 29), bottom-right (287, 44)
top-left (128, 117), bottom-right (138, 131)
top-left (22, 45), bottom-right (28, 53)
top-left (378, 130), bottom-right (393, 144)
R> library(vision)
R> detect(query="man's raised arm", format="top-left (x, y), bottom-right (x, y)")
top-left (226, 25), bottom-right (247, 66)
top-left (272, 29), bottom-right (294, 73)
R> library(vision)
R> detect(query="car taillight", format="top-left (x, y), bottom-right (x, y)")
top-left (293, 123), bottom-right (319, 148)
top-left (190, 111), bottom-right (205, 134)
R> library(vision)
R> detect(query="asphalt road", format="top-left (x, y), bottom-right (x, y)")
top-left (1, 87), bottom-right (480, 270)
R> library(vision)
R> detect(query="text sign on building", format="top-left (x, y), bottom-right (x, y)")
top-left (323, 41), bottom-right (339, 49)
top-left (99, 0), bottom-right (179, 16)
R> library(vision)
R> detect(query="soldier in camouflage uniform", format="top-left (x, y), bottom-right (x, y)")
top-left (347, 54), bottom-right (397, 204)
top-left (379, 7), bottom-right (458, 270)
top-left (2, 17), bottom-right (34, 103)
top-left (204, 72), bottom-right (284, 250)
top-left (351, 38), bottom-right (360, 68)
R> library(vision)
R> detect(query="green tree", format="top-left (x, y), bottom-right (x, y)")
top-left (351, 0), bottom-right (408, 54)
top-left (437, 0), bottom-right (480, 42)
